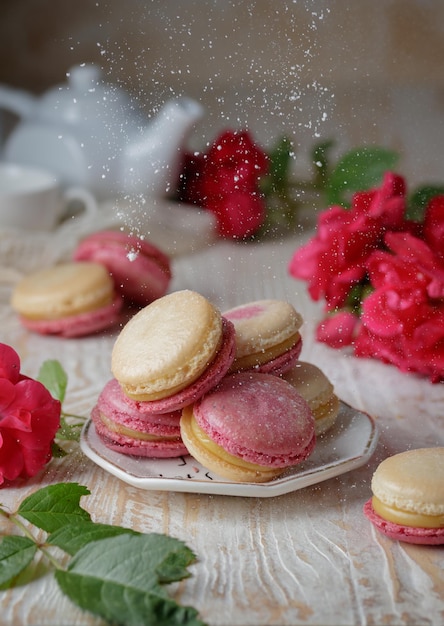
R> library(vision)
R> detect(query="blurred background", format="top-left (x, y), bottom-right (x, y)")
top-left (0, 0), bottom-right (443, 186)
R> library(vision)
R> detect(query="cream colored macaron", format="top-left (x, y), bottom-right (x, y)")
top-left (370, 447), bottom-right (444, 528)
top-left (282, 361), bottom-right (339, 435)
top-left (111, 290), bottom-right (226, 402)
top-left (11, 261), bottom-right (115, 320)
top-left (223, 299), bottom-right (303, 374)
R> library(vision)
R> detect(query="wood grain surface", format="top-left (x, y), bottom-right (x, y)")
top-left (0, 234), bottom-right (443, 626)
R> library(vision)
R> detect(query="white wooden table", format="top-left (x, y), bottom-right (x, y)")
top-left (0, 229), bottom-right (443, 626)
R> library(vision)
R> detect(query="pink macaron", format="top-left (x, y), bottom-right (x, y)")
top-left (91, 378), bottom-right (188, 458)
top-left (73, 229), bottom-right (172, 306)
top-left (180, 371), bottom-right (316, 482)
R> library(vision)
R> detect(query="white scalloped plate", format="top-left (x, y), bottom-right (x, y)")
top-left (80, 402), bottom-right (378, 498)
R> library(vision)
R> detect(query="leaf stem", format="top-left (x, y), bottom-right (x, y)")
top-left (0, 507), bottom-right (63, 571)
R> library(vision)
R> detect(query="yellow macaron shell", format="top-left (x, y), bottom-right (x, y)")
top-left (224, 299), bottom-right (303, 371)
top-left (11, 262), bottom-right (115, 320)
top-left (371, 448), bottom-right (444, 528)
top-left (111, 290), bottom-right (223, 401)
top-left (180, 406), bottom-right (283, 483)
top-left (282, 361), bottom-right (339, 435)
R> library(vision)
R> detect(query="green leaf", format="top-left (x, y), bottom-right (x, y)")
top-left (325, 147), bottom-right (399, 206)
top-left (407, 184), bottom-right (444, 221)
top-left (55, 534), bottom-right (205, 626)
top-left (18, 483), bottom-right (91, 533)
top-left (37, 360), bottom-right (68, 403)
top-left (56, 415), bottom-right (85, 442)
top-left (0, 536), bottom-right (37, 587)
top-left (48, 522), bottom-right (139, 556)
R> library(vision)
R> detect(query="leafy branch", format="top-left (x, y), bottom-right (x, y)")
top-left (258, 138), bottom-right (444, 236)
top-left (0, 483), bottom-right (206, 626)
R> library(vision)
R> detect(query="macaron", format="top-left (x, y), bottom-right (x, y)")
top-left (363, 447), bottom-right (444, 544)
top-left (111, 290), bottom-right (236, 413)
top-left (223, 299), bottom-right (303, 375)
top-left (180, 371), bottom-right (316, 483)
top-left (10, 261), bottom-right (122, 337)
top-left (281, 361), bottom-right (340, 435)
top-left (91, 378), bottom-right (187, 458)
top-left (73, 229), bottom-right (172, 306)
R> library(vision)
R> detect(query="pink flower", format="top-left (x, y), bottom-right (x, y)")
top-left (289, 172), bottom-right (444, 382)
top-left (178, 129), bottom-right (268, 239)
top-left (289, 172), bottom-right (408, 310)
top-left (0, 344), bottom-right (61, 485)
top-left (316, 311), bottom-right (359, 348)
top-left (355, 231), bottom-right (444, 381)
top-left (423, 195), bottom-right (444, 261)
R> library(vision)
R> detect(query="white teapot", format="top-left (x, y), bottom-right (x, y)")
top-left (0, 64), bottom-right (204, 200)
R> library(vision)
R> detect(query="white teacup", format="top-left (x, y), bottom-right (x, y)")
top-left (0, 162), bottom-right (97, 231)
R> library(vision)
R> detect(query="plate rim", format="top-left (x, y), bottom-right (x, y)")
top-left (80, 401), bottom-right (379, 498)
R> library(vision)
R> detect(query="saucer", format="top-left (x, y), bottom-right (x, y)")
top-left (80, 401), bottom-right (378, 498)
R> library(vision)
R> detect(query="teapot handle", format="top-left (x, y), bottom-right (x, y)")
top-left (0, 85), bottom-right (37, 118)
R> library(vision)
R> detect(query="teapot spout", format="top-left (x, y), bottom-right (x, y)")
top-left (122, 97), bottom-right (204, 197)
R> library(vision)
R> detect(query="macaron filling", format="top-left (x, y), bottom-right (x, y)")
top-left (97, 411), bottom-right (182, 442)
top-left (371, 496), bottom-right (444, 529)
top-left (230, 332), bottom-right (301, 372)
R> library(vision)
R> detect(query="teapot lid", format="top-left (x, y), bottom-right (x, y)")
top-left (36, 63), bottom-right (138, 127)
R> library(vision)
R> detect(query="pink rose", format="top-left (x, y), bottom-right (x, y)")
top-left (355, 233), bottom-right (444, 381)
top-left (0, 344), bottom-right (61, 485)
top-left (289, 172), bottom-right (408, 310)
top-left (316, 311), bottom-right (359, 348)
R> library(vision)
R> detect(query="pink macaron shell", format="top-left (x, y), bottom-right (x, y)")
top-left (194, 372), bottom-right (316, 468)
top-left (19, 295), bottom-right (123, 338)
top-left (97, 378), bottom-right (182, 434)
top-left (74, 230), bottom-right (171, 305)
top-left (91, 406), bottom-right (187, 458)
top-left (255, 336), bottom-right (303, 375)
top-left (124, 317), bottom-right (236, 414)
top-left (363, 499), bottom-right (444, 545)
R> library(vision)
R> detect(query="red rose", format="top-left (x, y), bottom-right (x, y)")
top-left (0, 344), bottom-right (61, 485)
top-left (178, 129), bottom-right (268, 238)
top-left (289, 172), bottom-right (408, 310)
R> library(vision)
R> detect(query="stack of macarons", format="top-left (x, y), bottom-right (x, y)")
top-left (364, 447), bottom-right (444, 544)
top-left (91, 289), bottom-right (237, 457)
top-left (10, 229), bottom-right (172, 337)
top-left (92, 292), bottom-right (325, 480)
